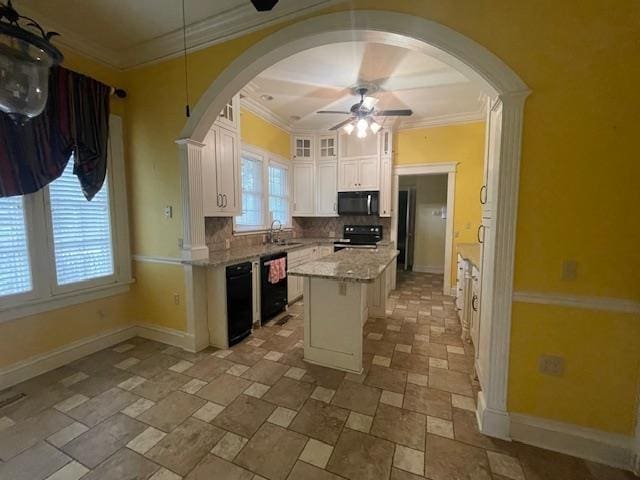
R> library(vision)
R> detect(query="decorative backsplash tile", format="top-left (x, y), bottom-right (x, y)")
top-left (204, 215), bottom-right (391, 253)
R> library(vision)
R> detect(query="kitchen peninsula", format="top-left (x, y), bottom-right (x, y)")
top-left (289, 247), bottom-right (399, 373)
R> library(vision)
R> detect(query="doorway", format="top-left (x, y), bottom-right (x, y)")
top-left (397, 188), bottom-right (417, 271)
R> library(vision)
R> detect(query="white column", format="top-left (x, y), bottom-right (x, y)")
top-left (176, 138), bottom-right (209, 261)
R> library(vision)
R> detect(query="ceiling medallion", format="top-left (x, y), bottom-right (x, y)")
top-left (0, 0), bottom-right (63, 123)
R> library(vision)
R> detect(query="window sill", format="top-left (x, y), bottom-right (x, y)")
top-left (0, 279), bottom-right (134, 324)
top-left (233, 227), bottom-right (293, 236)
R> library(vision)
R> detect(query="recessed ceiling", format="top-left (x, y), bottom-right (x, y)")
top-left (243, 41), bottom-right (485, 131)
top-left (12, 0), bottom-right (339, 68)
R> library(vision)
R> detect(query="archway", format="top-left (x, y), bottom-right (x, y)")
top-left (178, 10), bottom-right (530, 441)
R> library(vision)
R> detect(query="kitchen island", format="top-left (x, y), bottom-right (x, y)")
top-left (288, 247), bottom-right (399, 373)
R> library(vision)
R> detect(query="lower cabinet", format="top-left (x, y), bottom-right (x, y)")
top-left (470, 265), bottom-right (481, 349)
top-left (456, 254), bottom-right (480, 349)
top-left (287, 244), bottom-right (333, 303)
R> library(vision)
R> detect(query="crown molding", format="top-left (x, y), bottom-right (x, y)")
top-left (240, 96), bottom-right (293, 133)
top-left (398, 110), bottom-right (485, 130)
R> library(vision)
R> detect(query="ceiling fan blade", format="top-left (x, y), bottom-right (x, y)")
top-left (329, 118), bottom-right (355, 131)
top-left (317, 110), bottom-right (351, 114)
top-left (375, 109), bottom-right (413, 116)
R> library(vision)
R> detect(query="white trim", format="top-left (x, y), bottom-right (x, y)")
top-left (178, 10), bottom-right (530, 435)
top-left (391, 163), bottom-right (456, 296)
top-left (399, 110), bottom-right (485, 130)
top-left (240, 96), bottom-right (293, 133)
top-left (513, 291), bottom-right (640, 315)
top-left (132, 255), bottom-right (183, 265)
top-left (0, 322), bottom-right (197, 390)
top-left (476, 391), bottom-right (511, 440)
top-left (634, 384), bottom-right (640, 475)
top-left (510, 413), bottom-right (635, 471)
top-left (413, 265), bottom-right (445, 274)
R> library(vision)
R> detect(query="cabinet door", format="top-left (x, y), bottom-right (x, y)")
top-left (292, 162), bottom-right (315, 216)
top-left (216, 95), bottom-right (239, 130)
top-left (470, 265), bottom-right (481, 349)
top-left (316, 161), bottom-right (338, 216)
top-left (293, 136), bottom-right (313, 161)
top-left (201, 127), bottom-right (221, 216)
top-left (217, 126), bottom-right (240, 215)
top-left (380, 129), bottom-right (392, 157)
top-left (482, 99), bottom-right (502, 218)
top-left (358, 157), bottom-right (380, 190)
top-left (338, 159), bottom-right (359, 191)
top-left (379, 156), bottom-right (392, 217)
top-left (318, 134), bottom-right (337, 161)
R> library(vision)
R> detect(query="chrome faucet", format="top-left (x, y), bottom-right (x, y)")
top-left (268, 219), bottom-right (282, 244)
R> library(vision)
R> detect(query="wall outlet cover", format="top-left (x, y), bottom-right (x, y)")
top-left (538, 355), bottom-right (565, 376)
top-left (561, 260), bottom-right (578, 281)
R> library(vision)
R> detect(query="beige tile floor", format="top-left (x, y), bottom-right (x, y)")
top-left (0, 271), bottom-right (634, 480)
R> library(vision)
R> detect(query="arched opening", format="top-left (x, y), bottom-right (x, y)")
top-left (179, 10), bottom-right (529, 440)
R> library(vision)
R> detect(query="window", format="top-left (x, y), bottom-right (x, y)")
top-left (0, 196), bottom-right (32, 297)
top-left (268, 164), bottom-right (289, 226)
top-left (49, 160), bottom-right (114, 286)
top-left (236, 153), bottom-right (264, 228)
top-left (0, 115), bottom-right (131, 321)
top-left (234, 145), bottom-right (291, 232)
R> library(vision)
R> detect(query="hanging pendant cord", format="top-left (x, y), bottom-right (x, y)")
top-left (182, 0), bottom-right (190, 117)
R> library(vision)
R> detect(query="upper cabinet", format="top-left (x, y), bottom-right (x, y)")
top-left (380, 129), bottom-right (392, 158)
top-left (216, 96), bottom-right (239, 130)
top-left (482, 99), bottom-right (501, 219)
top-left (316, 161), bottom-right (338, 216)
top-left (337, 132), bottom-right (380, 192)
top-left (202, 94), bottom-right (241, 217)
top-left (379, 156), bottom-right (392, 217)
top-left (293, 135), bottom-right (313, 161)
top-left (292, 161), bottom-right (315, 216)
top-left (317, 134), bottom-right (337, 161)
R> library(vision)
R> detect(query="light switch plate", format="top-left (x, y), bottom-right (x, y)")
top-left (538, 355), bottom-right (565, 376)
top-left (561, 260), bottom-right (578, 281)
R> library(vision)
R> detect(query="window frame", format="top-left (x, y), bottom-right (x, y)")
top-left (0, 115), bottom-right (132, 323)
top-left (234, 149), bottom-right (266, 232)
top-left (233, 143), bottom-right (292, 234)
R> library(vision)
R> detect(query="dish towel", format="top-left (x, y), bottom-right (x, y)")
top-left (268, 258), bottom-right (286, 284)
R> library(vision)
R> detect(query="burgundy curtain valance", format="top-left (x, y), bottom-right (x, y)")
top-left (0, 66), bottom-right (110, 200)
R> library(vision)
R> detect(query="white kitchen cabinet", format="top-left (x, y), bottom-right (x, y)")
top-left (293, 135), bottom-right (314, 161)
top-left (216, 96), bottom-right (239, 130)
top-left (202, 124), bottom-right (241, 217)
top-left (318, 134), bottom-right (337, 161)
top-left (338, 157), bottom-right (379, 191)
top-left (380, 129), bottom-right (392, 157)
top-left (470, 265), bottom-right (481, 349)
top-left (292, 162), bottom-right (315, 216)
top-left (481, 98), bottom-right (502, 219)
top-left (316, 161), bottom-right (338, 216)
top-left (287, 246), bottom-right (316, 302)
top-left (379, 156), bottom-right (392, 217)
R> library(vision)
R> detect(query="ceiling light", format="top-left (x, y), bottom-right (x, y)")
top-left (0, 0), bottom-right (63, 123)
top-left (370, 121), bottom-right (381, 134)
top-left (343, 123), bottom-right (354, 135)
top-left (357, 128), bottom-right (367, 139)
top-left (260, 94), bottom-right (274, 101)
top-left (356, 118), bottom-right (368, 132)
top-left (289, 115), bottom-right (301, 121)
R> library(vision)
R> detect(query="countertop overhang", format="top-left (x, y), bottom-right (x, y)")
top-left (288, 247), bottom-right (399, 283)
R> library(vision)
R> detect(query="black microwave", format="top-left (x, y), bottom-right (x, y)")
top-left (337, 191), bottom-right (379, 216)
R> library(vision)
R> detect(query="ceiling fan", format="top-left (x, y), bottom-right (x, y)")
top-left (251, 0), bottom-right (278, 11)
top-left (317, 86), bottom-right (413, 134)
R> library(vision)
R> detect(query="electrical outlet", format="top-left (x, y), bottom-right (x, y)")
top-left (338, 283), bottom-right (347, 296)
top-left (164, 205), bottom-right (173, 218)
top-left (173, 293), bottom-right (180, 305)
top-left (177, 238), bottom-right (184, 249)
top-left (225, 239), bottom-right (231, 249)
top-left (561, 260), bottom-right (578, 281)
top-left (465, 222), bottom-right (471, 229)
top-left (538, 355), bottom-right (565, 376)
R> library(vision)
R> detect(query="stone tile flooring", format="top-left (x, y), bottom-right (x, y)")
top-left (0, 271), bottom-right (634, 480)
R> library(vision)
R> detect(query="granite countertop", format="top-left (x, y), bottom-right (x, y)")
top-left (457, 242), bottom-right (481, 267)
top-left (288, 247), bottom-right (399, 283)
top-left (185, 237), bottom-right (338, 267)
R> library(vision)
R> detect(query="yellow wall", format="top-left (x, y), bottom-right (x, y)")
top-left (509, 302), bottom-right (640, 434)
top-left (240, 108), bottom-right (291, 158)
top-left (395, 123), bottom-right (485, 284)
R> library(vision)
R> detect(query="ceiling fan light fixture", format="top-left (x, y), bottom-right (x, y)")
top-left (370, 121), bottom-right (381, 134)
top-left (343, 123), bottom-right (354, 135)
top-left (356, 128), bottom-right (367, 139)
top-left (356, 118), bottom-right (368, 132)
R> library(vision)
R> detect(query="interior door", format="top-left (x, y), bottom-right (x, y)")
top-left (405, 188), bottom-right (417, 271)
top-left (217, 126), bottom-right (240, 214)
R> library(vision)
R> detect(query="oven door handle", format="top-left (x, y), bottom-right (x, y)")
top-left (367, 194), bottom-right (372, 215)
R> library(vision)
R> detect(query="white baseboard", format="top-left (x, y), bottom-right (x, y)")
top-left (476, 391), bottom-right (511, 440)
top-left (412, 264), bottom-right (445, 274)
top-left (0, 325), bottom-right (136, 390)
top-left (0, 322), bottom-right (197, 390)
top-left (510, 413), bottom-right (635, 471)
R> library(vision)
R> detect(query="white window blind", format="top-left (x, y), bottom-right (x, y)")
top-left (0, 196), bottom-right (32, 297)
top-left (49, 160), bottom-right (114, 286)
top-left (236, 154), bottom-right (264, 228)
top-left (268, 164), bottom-right (289, 226)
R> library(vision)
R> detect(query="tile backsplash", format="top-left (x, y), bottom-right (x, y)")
top-left (204, 216), bottom-right (391, 252)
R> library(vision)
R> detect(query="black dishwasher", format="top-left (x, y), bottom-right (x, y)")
top-left (260, 252), bottom-right (288, 324)
top-left (226, 262), bottom-right (253, 346)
